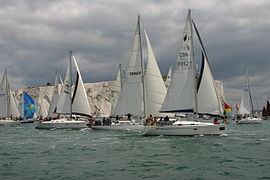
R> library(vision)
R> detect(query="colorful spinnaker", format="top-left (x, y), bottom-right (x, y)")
top-left (23, 92), bottom-right (36, 119)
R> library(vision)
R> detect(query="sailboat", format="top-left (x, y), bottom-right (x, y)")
top-left (261, 100), bottom-right (270, 120)
top-left (143, 10), bottom-right (226, 136)
top-left (35, 51), bottom-right (91, 129)
top-left (91, 16), bottom-right (167, 131)
top-left (236, 70), bottom-right (262, 124)
top-left (0, 69), bottom-right (21, 125)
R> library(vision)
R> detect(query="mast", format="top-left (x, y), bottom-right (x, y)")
top-left (189, 10), bottom-right (198, 116)
top-left (138, 15), bottom-right (146, 117)
top-left (69, 50), bottom-right (72, 120)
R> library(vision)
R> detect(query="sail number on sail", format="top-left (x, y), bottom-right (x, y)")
top-left (129, 71), bottom-right (141, 76)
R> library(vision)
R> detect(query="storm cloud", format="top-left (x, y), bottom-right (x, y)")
top-left (1, 0), bottom-right (270, 110)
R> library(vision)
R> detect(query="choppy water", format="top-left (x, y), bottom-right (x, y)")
top-left (1, 121), bottom-right (270, 180)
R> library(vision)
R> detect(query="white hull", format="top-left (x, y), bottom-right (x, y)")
top-left (35, 119), bottom-right (88, 129)
top-left (143, 121), bottom-right (226, 136)
top-left (237, 117), bottom-right (262, 124)
top-left (91, 125), bottom-right (144, 131)
top-left (0, 119), bottom-right (21, 125)
top-left (21, 118), bottom-right (37, 123)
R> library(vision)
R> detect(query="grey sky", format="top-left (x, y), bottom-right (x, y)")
top-left (1, 0), bottom-right (270, 110)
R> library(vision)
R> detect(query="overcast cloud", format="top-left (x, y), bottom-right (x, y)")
top-left (1, 0), bottom-right (270, 110)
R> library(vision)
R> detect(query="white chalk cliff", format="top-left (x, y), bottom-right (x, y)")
top-left (15, 80), bottom-right (225, 117)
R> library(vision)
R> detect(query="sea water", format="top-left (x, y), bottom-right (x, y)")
top-left (0, 121), bottom-right (269, 180)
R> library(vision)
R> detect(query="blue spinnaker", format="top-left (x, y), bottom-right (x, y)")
top-left (23, 93), bottom-right (36, 119)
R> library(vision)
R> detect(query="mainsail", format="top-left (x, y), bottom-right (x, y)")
top-left (0, 69), bottom-right (20, 118)
top-left (160, 10), bottom-right (222, 116)
top-left (48, 71), bottom-right (63, 118)
top-left (56, 59), bottom-right (72, 114)
top-left (56, 52), bottom-right (91, 117)
top-left (160, 10), bottom-right (195, 113)
top-left (113, 16), bottom-right (144, 116)
top-left (238, 71), bottom-right (253, 115)
top-left (144, 30), bottom-right (167, 117)
top-left (110, 65), bottom-right (125, 116)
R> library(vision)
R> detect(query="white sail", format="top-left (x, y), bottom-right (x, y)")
top-left (113, 16), bottom-right (144, 116)
top-left (8, 88), bottom-right (20, 117)
top-left (72, 56), bottom-right (91, 116)
top-left (0, 70), bottom-right (20, 118)
top-left (37, 97), bottom-right (49, 118)
top-left (110, 67), bottom-right (122, 116)
top-left (0, 71), bottom-right (8, 117)
top-left (238, 72), bottom-right (252, 115)
top-left (197, 55), bottom-right (222, 115)
top-left (48, 72), bottom-right (62, 117)
top-left (165, 65), bottom-right (172, 89)
top-left (144, 30), bottom-right (167, 117)
top-left (56, 60), bottom-right (71, 114)
top-left (160, 11), bottom-right (195, 113)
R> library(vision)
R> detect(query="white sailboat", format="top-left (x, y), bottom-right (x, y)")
top-left (91, 16), bottom-right (167, 131)
top-left (0, 69), bottom-right (21, 125)
top-left (112, 16), bottom-right (145, 118)
top-left (35, 51), bottom-right (91, 129)
top-left (92, 16), bottom-right (145, 131)
top-left (237, 70), bottom-right (261, 124)
top-left (143, 10), bottom-right (226, 136)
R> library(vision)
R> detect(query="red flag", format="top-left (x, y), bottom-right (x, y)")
top-left (224, 102), bottom-right (231, 109)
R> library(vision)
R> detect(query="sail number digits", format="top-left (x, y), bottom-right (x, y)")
top-left (177, 61), bottom-right (192, 69)
top-left (130, 71), bottom-right (141, 76)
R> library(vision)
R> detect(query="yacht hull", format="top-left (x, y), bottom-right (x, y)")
top-left (237, 117), bottom-right (262, 124)
top-left (35, 119), bottom-right (88, 129)
top-left (90, 125), bottom-right (144, 131)
top-left (143, 122), bottom-right (226, 136)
